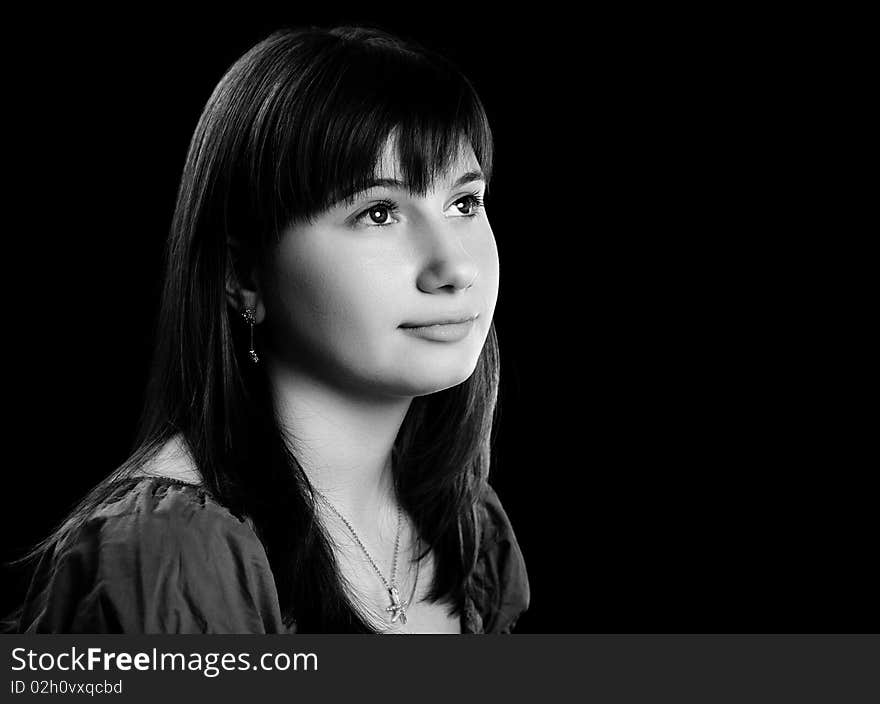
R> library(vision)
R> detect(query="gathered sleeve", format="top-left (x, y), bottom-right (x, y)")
top-left (469, 483), bottom-right (531, 634)
top-left (19, 479), bottom-right (286, 634)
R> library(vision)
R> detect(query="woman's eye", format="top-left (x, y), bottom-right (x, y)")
top-left (353, 201), bottom-right (399, 227)
top-left (451, 193), bottom-right (485, 217)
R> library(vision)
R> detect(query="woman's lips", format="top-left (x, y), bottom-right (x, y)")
top-left (399, 313), bottom-right (478, 328)
top-left (399, 315), bottom-right (478, 342)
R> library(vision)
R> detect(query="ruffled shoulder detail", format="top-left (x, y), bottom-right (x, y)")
top-left (469, 482), bottom-right (530, 633)
top-left (18, 477), bottom-right (286, 633)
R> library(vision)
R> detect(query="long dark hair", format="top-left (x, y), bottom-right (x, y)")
top-left (7, 24), bottom-right (500, 633)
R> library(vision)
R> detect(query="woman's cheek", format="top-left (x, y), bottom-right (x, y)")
top-left (476, 227), bottom-right (500, 308)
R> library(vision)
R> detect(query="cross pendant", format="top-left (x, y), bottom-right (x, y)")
top-left (385, 585), bottom-right (408, 625)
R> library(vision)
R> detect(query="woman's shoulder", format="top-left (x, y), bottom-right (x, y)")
top-left (122, 433), bottom-right (256, 534)
top-left (470, 481), bottom-right (531, 633)
top-left (19, 471), bottom-right (282, 633)
top-left (132, 432), bottom-right (203, 485)
top-left (83, 430), bottom-right (239, 538)
top-left (84, 473), bottom-right (255, 547)
top-left (477, 482), bottom-right (517, 543)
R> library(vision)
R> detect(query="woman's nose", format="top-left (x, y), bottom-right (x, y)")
top-left (414, 222), bottom-right (479, 293)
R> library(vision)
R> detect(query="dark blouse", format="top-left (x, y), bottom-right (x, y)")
top-left (17, 477), bottom-right (529, 634)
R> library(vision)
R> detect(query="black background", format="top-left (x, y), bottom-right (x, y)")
top-left (3, 9), bottom-right (873, 633)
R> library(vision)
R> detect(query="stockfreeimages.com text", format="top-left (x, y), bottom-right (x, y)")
top-left (11, 647), bottom-right (317, 678)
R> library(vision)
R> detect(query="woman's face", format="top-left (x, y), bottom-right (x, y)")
top-left (259, 138), bottom-right (499, 398)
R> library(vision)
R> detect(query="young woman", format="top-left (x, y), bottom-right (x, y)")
top-left (10, 24), bottom-right (529, 634)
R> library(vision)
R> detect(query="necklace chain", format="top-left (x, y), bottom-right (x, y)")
top-left (314, 488), bottom-right (421, 625)
top-left (314, 489), bottom-right (402, 590)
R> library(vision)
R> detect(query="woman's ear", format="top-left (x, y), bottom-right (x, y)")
top-left (225, 264), bottom-right (267, 324)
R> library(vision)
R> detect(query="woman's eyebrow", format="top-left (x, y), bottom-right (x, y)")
top-left (340, 170), bottom-right (485, 203)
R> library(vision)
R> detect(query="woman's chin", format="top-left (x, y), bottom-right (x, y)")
top-left (382, 364), bottom-right (479, 398)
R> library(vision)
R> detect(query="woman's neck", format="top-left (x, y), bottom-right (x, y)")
top-left (266, 358), bottom-right (412, 524)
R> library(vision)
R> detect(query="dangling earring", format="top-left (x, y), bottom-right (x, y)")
top-left (242, 307), bottom-right (259, 364)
